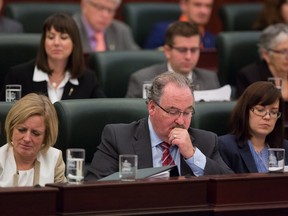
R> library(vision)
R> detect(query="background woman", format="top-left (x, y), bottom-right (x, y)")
top-left (0, 13), bottom-right (105, 103)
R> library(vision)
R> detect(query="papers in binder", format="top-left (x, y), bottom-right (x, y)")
top-left (194, 85), bottom-right (232, 102)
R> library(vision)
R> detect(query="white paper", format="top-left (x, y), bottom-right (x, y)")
top-left (194, 85), bottom-right (232, 102)
top-left (149, 171), bottom-right (170, 178)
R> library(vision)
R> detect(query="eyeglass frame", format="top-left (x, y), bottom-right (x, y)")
top-left (169, 45), bottom-right (200, 55)
top-left (268, 48), bottom-right (288, 56)
top-left (87, 0), bottom-right (117, 15)
top-left (153, 101), bottom-right (195, 118)
top-left (251, 107), bottom-right (281, 119)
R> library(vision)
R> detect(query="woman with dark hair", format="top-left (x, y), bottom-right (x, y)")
top-left (253, 0), bottom-right (288, 30)
top-left (0, 13), bottom-right (105, 103)
top-left (218, 81), bottom-right (288, 173)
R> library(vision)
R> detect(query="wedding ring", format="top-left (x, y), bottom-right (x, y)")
top-left (174, 134), bottom-right (177, 139)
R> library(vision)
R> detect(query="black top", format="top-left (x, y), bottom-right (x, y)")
top-left (0, 60), bottom-right (105, 101)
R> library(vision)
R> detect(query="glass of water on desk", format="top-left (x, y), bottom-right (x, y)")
top-left (6, 84), bottom-right (21, 102)
top-left (66, 148), bottom-right (85, 184)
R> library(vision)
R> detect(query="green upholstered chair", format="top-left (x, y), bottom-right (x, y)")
top-left (216, 31), bottom-right (260, 89)
top-left (54, 98), bottom-right (148, 163)
top-left (123, 2), bottom-right (180, 48)
top-left (3, 3), bottom-right (80, 33)
top-left (191, 101), bottom-right (236, 136)
top-left (0, 102), bottom-right (13, 146)
top-left (219, 3), bottom-right (263, 31)
top-left (0, 34), bottom-right (41, 92)
top-left (88, 50), bottom-right (166, 98)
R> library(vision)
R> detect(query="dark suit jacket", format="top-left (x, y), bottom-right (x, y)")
top-left (0, 17), bottom-right (23, 33)
top-left (144, 20), bottom-right (216, 49)
top-left (218, 134), bottom-right (288, 173)
top-left (236, 60), bottom-right (272, 98)
top-left (125, 63), bottom-right (220, 98)
top-left (86, 118), bottom-right (233, 180)
top-left (0, 60), bottom-right (105, 101)
top-left (73, 13), bottom-right (139, 53)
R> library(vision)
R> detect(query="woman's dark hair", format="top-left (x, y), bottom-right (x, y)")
top-left (36, 13), bottom-right (84, 78)
top-left (230, 81), bottom-right (284, 148)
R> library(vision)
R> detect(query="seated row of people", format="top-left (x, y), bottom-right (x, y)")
top-left (1, 72), bottom-right (286, 186)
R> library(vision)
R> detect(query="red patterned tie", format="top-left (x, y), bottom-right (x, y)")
top-left (161, 142), bottom-right (175, 166)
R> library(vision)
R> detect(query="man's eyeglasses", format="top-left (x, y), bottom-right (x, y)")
top-left (87, 1), bottom-right (116, 15)
top-left (169, 45), bottom-right (200, 54)
top-left (154, 101), bottom-right (195, 118)
top-left (251, 107), bottom-right (281, 119)
top-left (268, 49), bottom-right (288, 56)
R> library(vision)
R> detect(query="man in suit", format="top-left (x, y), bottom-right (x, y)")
top-left (125, 21), bottom-right (219, 98)
top-left (145, 0), bottom-right (215, 49)
top-left (73, 0), bottom-right (139, 53)
top-left (86, 71), bottom-right (233, 181)
top-left (0, 0), bottom-right (23, 33)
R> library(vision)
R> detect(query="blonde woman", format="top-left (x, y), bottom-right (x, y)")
top-left (0, 93), bottom-right (66, 186)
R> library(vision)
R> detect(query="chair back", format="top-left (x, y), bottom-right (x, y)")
top-left (0, 102), bottom-right (14, 146)
top-left (123, 2), bottom-right (180, 47)
top-left (88, 50), bottom-right (166, 98)
top-left (54, 98), bottom-right (148, 163)
top-left (0, 34), bottom-right (40, 91)
top-left (191, 101), bottom-right (236, 136)
top-left (216, 31), bottom-right (260, 88)
top-left (219, 3), bottom-right (263, 31)
top-left (4, 3), bottom-right (80, 33)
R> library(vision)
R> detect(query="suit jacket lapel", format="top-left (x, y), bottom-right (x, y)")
top-left (132, 118), bottom-right (153, 169)
top-left (238, 140), bottom-right (258, 172)
top-left (32, 81), bottom-right (48, 97)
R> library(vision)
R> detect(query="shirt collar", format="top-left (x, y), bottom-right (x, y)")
top-left (33, 66), bottom-right (79, 85)
top-left (167, 63), bottom-right (193, 81)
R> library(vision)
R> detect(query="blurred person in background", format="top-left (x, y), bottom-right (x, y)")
top-left (73, 0), bottom-right (139, 53)
top-left (253, 0), bottom-right (288, 30)
top-left (126, 21), bottom-right (219, 98)
top-left (145, 0), bottom-right (215, 49)
top-left (0, 0), bottom-right (23, 33)
top-left (0, 13), bottom-right (105, 103)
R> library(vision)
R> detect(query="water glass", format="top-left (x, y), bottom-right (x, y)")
top-left (268, 148), bottom-right (285, 173)
top-left (66, 148), bottom-right (85, 184)
top-left (6, 84), bottom-right (21, 102)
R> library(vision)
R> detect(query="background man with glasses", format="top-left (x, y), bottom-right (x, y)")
top-left (86, 72), bottom-right (233, 181)
top-left (73, 0), bottom-right (139, 53)
top-left (125, 21), bottom-right (220, 98)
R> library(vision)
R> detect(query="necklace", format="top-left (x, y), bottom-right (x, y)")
top-left (49, 74), bottom-right (64, 88)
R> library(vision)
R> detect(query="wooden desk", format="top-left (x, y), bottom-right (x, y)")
top-left (208, 173), bottom-right (288, 216)
top-left (48, 177), bottom-right (211, 216)
top-left (0, 186), bottom-right (58, 215)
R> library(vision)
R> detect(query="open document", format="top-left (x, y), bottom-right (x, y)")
top-left (98, 165), bottom-right (178, 181)
top-left (194, 84), bottom-right (232, 102)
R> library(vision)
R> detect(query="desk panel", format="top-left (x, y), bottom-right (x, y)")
top-left (48, 177), bottom-right (210, 216)
top-left (208, 173), bottom-right (288, 216)
top-left (0, 186), bottom-right (58, 215)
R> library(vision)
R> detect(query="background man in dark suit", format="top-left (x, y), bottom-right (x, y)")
top-left (86, 71), bottom-right (233, 181)
top-left (73, 0), bottom-right (139, 53)
top-left (0, 0), bottom-right (23, 33)
top-left (125, 21), bottom-right (219, 98)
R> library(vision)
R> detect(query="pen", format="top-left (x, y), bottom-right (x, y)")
top-left (68, 88), bottom-right (74, 96)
